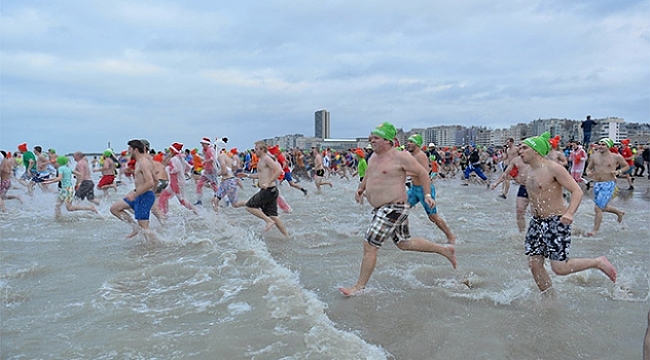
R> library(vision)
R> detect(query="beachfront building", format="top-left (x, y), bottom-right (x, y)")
top-left (595, 117), bottom-right (626, 143)
top-left (315, 110), bottom-right (330, 139)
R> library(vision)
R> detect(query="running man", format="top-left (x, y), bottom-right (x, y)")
top-left (195, 137), bottom-right (219, 205)
top-left (340, 122), bottom-right (456, 297)
top-left (584, 138), bottom-right (628, 237)
top-left (518, 132), bottom-right (616, 294)
top-left (110, 139), bottom-right (157, 241)
top-left (406, 134), bottom-right (457, 244)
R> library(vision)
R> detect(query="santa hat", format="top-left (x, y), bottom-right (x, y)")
top-left (153, 152), bottom-right (164, 162)
top-left (18, 143), bottom-right (28, 152)
top-left (170, 142), bottom-right (183, 154)
top-left (230, 148), bottom-right (238, 155)
top-left (200, 137), bottom-right (211, 145)
top-left (549, 136), bottom-right (561, 149)
top-left (268, 145), bottom-right (280, 156)
top-left (621, 139), bottom-right (630, 145)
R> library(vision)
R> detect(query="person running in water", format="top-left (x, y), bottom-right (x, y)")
top-left (195, 137), bottom-right (219, 205)
top-left (340, 122), bottom-right (456, 297)
top-left (405, 134), bottom-right (457, 244)
top-left (159, 142), bottom-right (197, 215)
top-left (518, 132), bottom-right (616, 295)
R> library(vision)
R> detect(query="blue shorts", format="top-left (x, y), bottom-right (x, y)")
top-left (517, 185), bottom-right (528, 198)
top-left (593, 181), bottom-right (616, 209)
top-left (283, 171), bottom-right (294, 183)
top-left (123, 190), bottom-right (155, 220)
top-left (623, 166), bottom-right (634, 175)
top-left (407, 184), bottom-right (438, 215)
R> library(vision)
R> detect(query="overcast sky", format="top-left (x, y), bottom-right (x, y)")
top-left (2, 0), bottom-right (648, 154)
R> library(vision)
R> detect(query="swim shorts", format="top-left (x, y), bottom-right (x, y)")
top-left (75, 180), bottom-right (95, 201)
top-left (123, 190), bottom-right (155, 220)
top-left (216, 177), bottom-right (239, 204)
top-left (31, 171), bottom-right (51, 183)
top-left (155, 179), bottom-right (169, 194)
top-left (517, 185), bottom-right (528, 198)
top-left (0, 179), bottom-right (11, 197)
top-left (525, 215), bottom-right (571, 261)
top-left (245, 186), bottom-right (279, 217)
top-left (593, 181), bottom-right (616, 209)
top-left (407, 184), bottom-right (438, 215)
top-left (58, 186), bottom-right (74, 203)
top-left (365, 203), bottom-right (410, 247)
top-left (315, 169), bottom-right (325, 177)
top-left (98, 175), bottom-right (115, 188)
top-left (283, 171), bottom-right (294, 183)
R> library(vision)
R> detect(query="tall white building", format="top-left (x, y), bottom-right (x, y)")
top-left (315, 110), bottom-right (330, 139)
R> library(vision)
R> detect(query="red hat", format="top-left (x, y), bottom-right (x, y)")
top-left (549, 136), bottom-right (560, 149)
top-left (354, 148), bottom-right (364, 158)
top-left (230, 148), bottom-right (238, 155)
top-left (153, 152), bottom-right (164, 162)
top-left (621, 139), bottom-right (630, 145)
top-left (18, 143), bottom-right (28, 152)
top-left (170, 142), bottom-right (183, 154)
top-left (268, 145), bottom-right (280, 156)
top-left (200, 137), bottom-right (211, 145)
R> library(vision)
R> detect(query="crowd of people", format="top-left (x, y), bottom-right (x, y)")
top-left (1, 128), bottom-right (648, 293)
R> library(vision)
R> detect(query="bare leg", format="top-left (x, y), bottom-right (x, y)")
top-left (110, 200), bottom-right (140, 237)
top-left (396, 237), bottom-right (457, 268)
top-left (516, 197), bottom-right (529, 233)
top-left (270, 216), bottom-right (289, 238)
top-left (528, 255), bottom-right (553, 292)
top-left (340, 241), bottom-right (379, 296)
top-left (245, 207), bottom-right (275, 231)
top-left (65, 202), bottom-right (98, 214)
top-left (429, 214), bottom-right (456, 244)
top-left (550, 256), bottom-right (616, 282)
top-left (589, 206), bottom-right (624, 236)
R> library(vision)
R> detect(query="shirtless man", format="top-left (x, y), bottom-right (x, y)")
top-left (95, 150), bottom-right (118, 195)
top-left (499, 138), bottom-right (519, 199)
top-left (339, 123), bottom-right (456, 296)
top-left (492, 155), bottom-right (531, 233)
top-left (32, 146), bottom-right (53, 191)
top-left (110, 140), bottom-right (157, 241)
top-left (584, 138), bottom-right (628, 237)
top-left (213, 145), bottom-right (240, 212)
top-left (195, 137), bottom-right (219, 205)
top-left (406, 134), bottom-right (457, 244)
top-left (73, 151), bottom-right (100, 205)
top-left (234, 141), bottom-right (289, 237)
top-left (311, 146), bottom-right (332, 193)
top-left (518, 132), bottom-right (616, 294)
top-left (0, 151), bottom-right (23, 212)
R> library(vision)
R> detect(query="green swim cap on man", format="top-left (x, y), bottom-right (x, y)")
top-left (598, 138), bottom-right (614, 149)
top-left (407, 134), bottom-right (423, 147)
top-left (522, 132), bottom-right (552, 157)
top-left (371, 122), bottom-right (397, 142)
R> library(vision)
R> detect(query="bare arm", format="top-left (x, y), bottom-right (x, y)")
top-left (554, 163), bottom-right (583, 224)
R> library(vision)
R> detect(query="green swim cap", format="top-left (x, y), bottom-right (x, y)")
top-left (371, 122), bottom-right (397, 141)
top-left (103, 149), bottom-right (113, 157)
top-left (599, 138), bottom-right (614, 149)
top-left (522, 132), bottom-right (552, 157)
top-left (407, 134), bottom-right (423, 147)
top-left (56, 155), bottom-right (69, 166)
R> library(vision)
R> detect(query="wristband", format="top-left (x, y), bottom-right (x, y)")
top-left (425, 194), bottom-right (432, 198)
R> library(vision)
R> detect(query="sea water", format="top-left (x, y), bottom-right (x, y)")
top-left (1, 171), bottom-right (648, 359)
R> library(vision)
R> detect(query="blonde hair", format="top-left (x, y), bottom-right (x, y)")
top-left (254, 141), bottom-right (268, 153)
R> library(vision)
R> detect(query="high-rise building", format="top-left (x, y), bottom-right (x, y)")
top-left (315, 109), bottom-right (330, 139)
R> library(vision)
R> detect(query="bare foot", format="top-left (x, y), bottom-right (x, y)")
top-left (447, 236), bottom-right (457, 245)
top-left (598, 256), bottom-right (617, 282)
top-left (616, 211), bottom-right (625, 223)
top-left (442, 245), bottom-right (457, 269)
top-left (264, 220), bottom-right (275, 232)
top-left (586, 231), bottom-right (595, 237)
top-left (91, 206), bottom-right (99, 214)
top-left (339, 285), bottom-right (364, 297)
top-left (126, 229), bottom-right (140, 238)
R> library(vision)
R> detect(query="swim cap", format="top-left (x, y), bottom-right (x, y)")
top-left (599, 138), bottom-right (614, 149)
top-left (18, 143), bottom-right (28, 152)
top-left (56, 155), bottom-right (69, 166)
top-left (371, 122), bottom-right (397, 142)
top-left (549, 136), bottom-right (560, 149)
top-left (407, 134), bottom-right (423, 147)
top-left (103, 149), bottom-right (113, 157)
top-left (354, 148), bottom-right (364, 158)
top-left (49, 148), bottom-right (56, 154)
top-left (522, 132), bottom-right (552, 157)
top-left (153, 153), bottom-right (164, 162)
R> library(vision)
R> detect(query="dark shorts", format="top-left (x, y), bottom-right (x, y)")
top-left (525, 216), bottom-right (571, 261)
top-left (315, 169), bottom-right (325, 177)
top-left (155, 179), bottom-right (169, 194)
top-left (517, 185), bottom-right (528, 198)
top-left (365, 203), bottom-right (410, 247)
top-left (283, 171), bottom-right (294, 183)
top-left (245, 187), bottom-right (279, 217)
top-left (75, 180), bottom-right (95, 201)
top-left (123, 190), bottom-right (155, 220)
